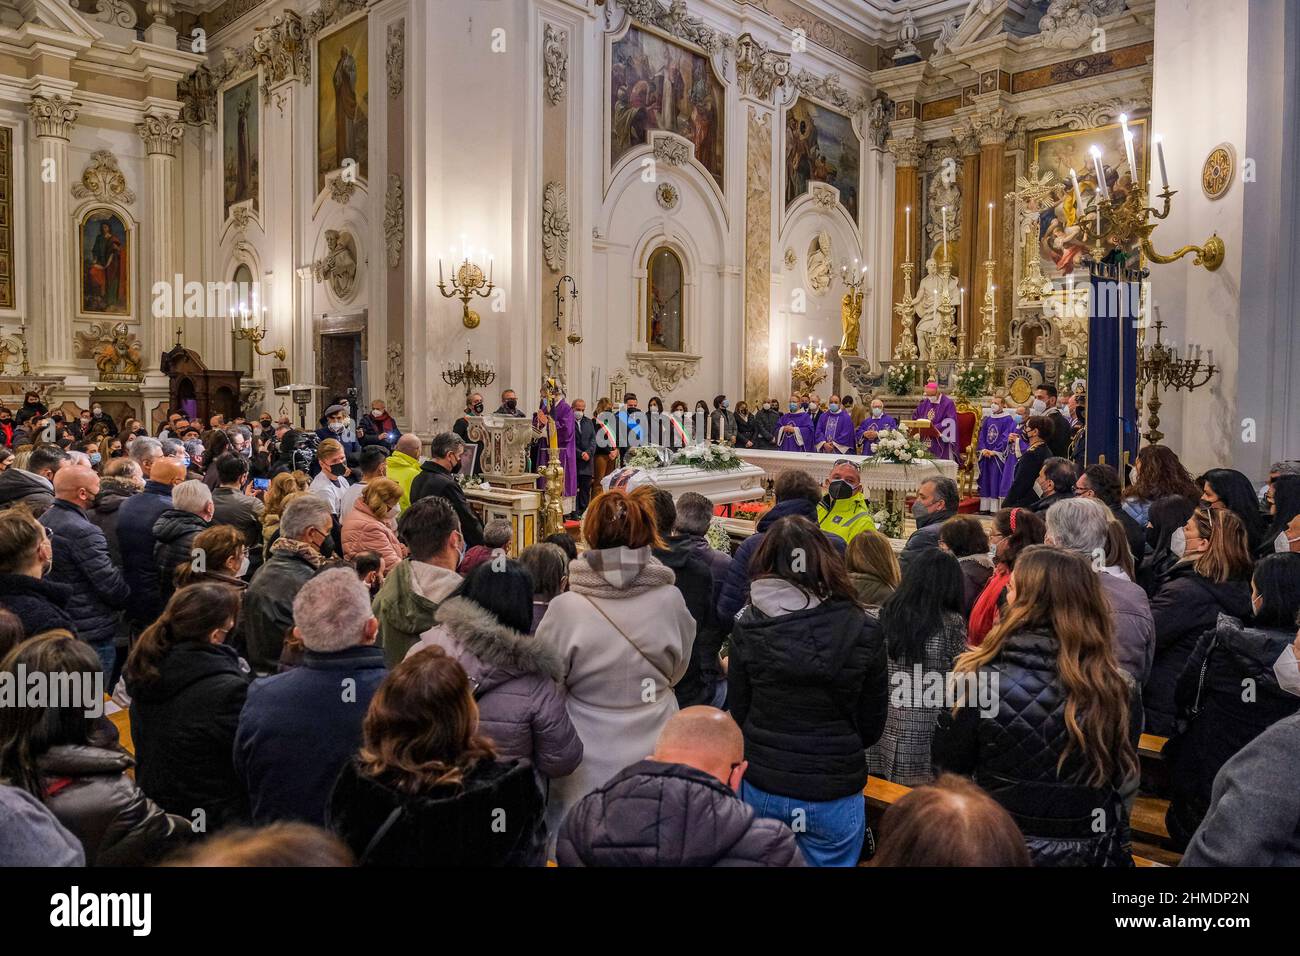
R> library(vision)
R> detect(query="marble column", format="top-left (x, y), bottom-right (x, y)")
top-left (27, 93), bottom-right (80, 374)
top-left (955, 127), bottom-right (982, 355)
top-left (972, 108), bottom-right (1013, 347)
top-left (886, 135), bottom-right (925, 353)
top-left (743, 106), bottom-right (773, 406)
top-left (136, 109), bottom-right (185, 371)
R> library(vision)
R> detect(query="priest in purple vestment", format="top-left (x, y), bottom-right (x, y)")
top-left (534, 382), bottom-right (578, 498)
top-left (977, 395), bottom-right (1018, 513)
top-left (813, 395), bottom-right (856, 454)
top-left (913, 382), bottom-right (959, 461)
top-left (855, 396), bottom-right (899, 455)
top-left (775, 395), bottom-right (814, 452)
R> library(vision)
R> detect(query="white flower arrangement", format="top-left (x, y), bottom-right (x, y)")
top-left (871, 505), bottom-right (903, 539)
top-left (705, 516), bottom-right (732, 555)
top-left (867, 427), bottom-right (929, 465)
top-left (625, 444), bottom-right (670, 470)
top-left (886, 363), bottom-right (917, 396)
top-left (674, 442), bottom-right (742, 472)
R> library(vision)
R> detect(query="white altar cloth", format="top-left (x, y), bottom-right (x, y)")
top-left (734, 448), bottom-right (957, 494)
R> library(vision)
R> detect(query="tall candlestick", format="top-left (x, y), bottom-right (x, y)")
top-left (987, 203), bottom-right (994, 259)
top-left (1119, 114), bottom-right (1137, 178)
top-left (1153, 134), bottom-right (1169, 190)
top-left (438, 257), bottom-right (444, 284)
top-left (905, 206), bottom-right (911, 262)
top-left (942, 206), bottom-right (949, 254)
top-left (1070, 167), bottom-right (1084, 217)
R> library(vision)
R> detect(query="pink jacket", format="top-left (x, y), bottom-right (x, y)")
top-left (341, 500), bottom-right (405, 572)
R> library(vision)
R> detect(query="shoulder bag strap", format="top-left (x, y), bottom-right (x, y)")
top-left (581, 594), bottom-right (673, 685)
top-left (360, 804), bottom-right (406, 864)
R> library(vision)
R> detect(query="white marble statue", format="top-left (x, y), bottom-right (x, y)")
top-left (806, 231), bottom-right (833, 296)
top-left (913, 256), bottom-right (959, 361)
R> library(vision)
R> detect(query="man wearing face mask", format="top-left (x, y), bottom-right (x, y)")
top-left (816, 461), bottom-right (877, 546)
top-left (900, 477), bottom-right (959, 571)
top-left (40, 465), bottom-right (130, 679)
top-left (775, 395), bottom-right (813, 452)
top-left (976, 395), bottom-right (1017, 513)
top-left (495, 389), bottom-right (525, 418)
top-left (309, 438), bottom-right (353, 521)
top-left (452, 392), bottom-right (486, 476)
top-left (912, 382), bottom-right (959, 461)
top-left (0, 508), bottom-right (76, 636)
top-left (708, 395), bottom-right (736, 444)
top-left (573, 398), bottom-right (597, 517)
top-left (1026, 457), bottom-right (1077, 514)
top-left (409, 431), bottom-right (485, 548)
top-left (315, 404), bottom-right (361, 461)
top-left (1032, 384), bottom-right (1071, 458)
top-left (751, 399), bottom-right (780, 450)
top-left (855, 398), bottom-right (898, 455)
top-left (358, 399), bottom-right (402, 452)
top-left (812, 396), bottom-right (855, 455)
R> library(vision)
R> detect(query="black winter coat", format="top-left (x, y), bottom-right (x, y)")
top-left (1143, 563), bottom-right (1253, 736)
top-left (126, 642), bottom-right (252, 832)
top-left (751, 408), bottom-right (781, 449)
top-left (409, 461), bottom-right (484, 548)
top-left (1163, 615), bottom-right (1300, 848)
top-left (38, 744), bottom-right (189, 866)
top-left (728, 597), bottom-right (888, 801)
top-left (115, 482), bottom-right (174, 626)
top-left (152, 509), bottom-right (210, 605)
top-left (0, 467), bottom-right (55, 517)
top-left (242, 548), bottom-right (319, 673)
top-left (87, 478), bottom-right (138, 567)
top-left (1002, 442), bottom-right (1051, 509)
top-left (328, 757), bottom-right (546, 866)
top-left (932, 628), bottom-right (1141, 867)
top-left (654, 544), bottom-right (723, 707)
top-left (557, 760), bottom-right (805, 866)
top-left (39, 500), bottom-right (130, 646)
top-left (0, 572), bottom-right (75, 638)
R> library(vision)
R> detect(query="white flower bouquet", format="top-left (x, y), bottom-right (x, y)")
top-left (674, 442), bottom-right (742, 472)
top-left (455, 474), bottom-right (485, 489)
top-left (867, 427), bottom-right (929, 464)
top-left (705, 516), bottom-right (733, 555)
top-left (625, 444), bottom-right (670, 470)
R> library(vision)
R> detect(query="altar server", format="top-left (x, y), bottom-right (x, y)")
top-left (813, 396), bottom-right (856, 455)
top-left (977, 394), bottom-right (1018, 513)
top-left (913, 382), bottom-right (959, 461)
top-left (775, 395), bottom-right (814, 453)
top-left (855, 397), bottom-right (899, 455)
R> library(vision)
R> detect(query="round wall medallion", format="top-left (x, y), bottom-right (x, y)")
top-left (655, 181), bottom-right (679, 210)
top-left (1201, 143), bottom-right (1235, 200)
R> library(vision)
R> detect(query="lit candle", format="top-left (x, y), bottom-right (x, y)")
top-left (942, 206), bottom-right (949, 254)
top-left (438, 257), bottom-right (444, 284)
top-left (1119, 114), bottom-right (1137, 178)
top-left (905, 206), bottom-right (911, 262)
top-left (1070, 167), bottom-right (1084, 216)
top-left (987, 203), bottom-right (994, 259)
top-left (1153, 134), bottom-right (1169, 190)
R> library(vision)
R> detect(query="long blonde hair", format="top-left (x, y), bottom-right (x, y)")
top-left (952, 545), bottom-right (1137, 788)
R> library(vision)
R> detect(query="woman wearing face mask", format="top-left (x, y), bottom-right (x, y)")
top-left (855, 397), bottom-right (898, 455)
top-left (1198, 468), bottom-right (1268, 554)
top-left (1144, 507), bottom-right (1254, 736)
top-left (708, 394), bottom-right (735, 444)
top-left (665, 400), bottom-right (690, 449)
top-left (1136, 495), bottom-right (1200, 595)
top-left (174, 525), bottom-right (251, 592)
top-left (733, 400), bottom-right (757, 448)
top-left (751, 399), bottom-right (780, 450)
top-left (1163, 552), bottom-right (1300, 849)
top-left (1001, 415), bottom-right (1054, 509)
top-left (968, 507), bottom-right (1045, 647)
top-left (1259, 474), bottom-right (1300, 559)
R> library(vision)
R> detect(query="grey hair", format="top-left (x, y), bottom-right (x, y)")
top-left (129, 436), bottom-right (162, 466)
top-left (293, 566), bottom-right (373, 652)
top-left (172, 479), bottom-right (213, 515)
top-left (518, 542), bottom-right (569, 599)
top-left (674, 492), bottom-right (715, 536)
top-left (160, 437), bottom-right (185, 458)
top-left (482, 518), bottom-right (513, 549)
top-left (280, 494), bottom-right (333, 541)
top-left (1044, 496), bottom-right (1111, 555)
top-left (429, 431), bottom-right (464, 460)
top-left (921, 476), bottom-right (960, 512)
top-left (65, 451), bottom-right (90, 468)
top-left (1270, 461), bottom-right (1300, 477)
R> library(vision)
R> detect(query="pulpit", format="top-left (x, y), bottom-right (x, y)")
top-left (464, 414), bottom-right (544, 492)
top-left (160, 345), bottom-right (243, 425)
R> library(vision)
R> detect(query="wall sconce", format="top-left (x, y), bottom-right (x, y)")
top-left (554, 274), bottom-right (582, 344)
top-left (438, 240), bottom-right (495, 329)
top-left (229, 304), bottom-right (286, 362)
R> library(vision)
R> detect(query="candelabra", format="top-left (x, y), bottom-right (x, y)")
top-left (789, 338), bottom-right (828, 393)
top-left (1136, 319), bottom-right (1217, 444)
top-left (230, 305), bottom-right (287, 362)
top-left (438, 247), bottom-right (495, 329)
top-left (441, 348), bottom-right (496, 409)
top-left (554, 275), bottom-right (582, 345)
top-left (1076, 184), bottom-right (1224, 273)
top-left (928, 259), bottom-right (959, 364)
top-left (973, 260), bottom-right (999, 363)
top-left (892, 261), bottom-right (919, 362)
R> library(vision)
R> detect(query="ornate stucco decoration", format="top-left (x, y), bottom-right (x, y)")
top-left (970, 107), bottom-right (1016, 147)
top-left (809, 183), bottom-right (838, 210)
top-left (655, 181), bottom-right (679, 210)
top-left (328, 174), bottom-right (358, 205)
top-left (865, 97), bottom-right (891, 149)
top-left (543, 23), bottom-right (568, 106)
top-left (230, 204), bottom-right (254, 233)
top-left (651, 132), bottom-right (693, 167)
top-left (735, 32), bottom-right (790, 103)
top-left (1016, 96), bottom-right (1152, 134)
top-left (542, 182), bottom-right (569, 273)
top-left (251, 10), bottom-right (309, 100)
top-left (925, 143), bottom-right (961, 244)
top-left (626, 351), bottom-right (701, 395)
top-left (28, 94), bottom-right (80, 140)
top-left (136, 112), bottom-right (185, 158)
top-left (893, 6), bottom-right (920, 61)
top-left (931, 15), bottom-right (962, 58)
top-left (93, 1), bottom-right (138, 29)
top-left (783, 247), bottom-right (797, 270)
top-left (886, 136), bottom-right (927, 169)
top-left (74, 322), bottom-right (143, 382)
top-left (789, 69), bottom-right (869, 115)
top-left (178, 65), bottom-right (216, 126)
top-left (1038, 0), bottom-right (1128, 51)
top-left (544, 343), bottom-right (566, 393)
top-left (312, 229), bottom-right (359, 301)
top-left (387, 21), bottom-right (405, 97)
top-left (72, 150), bottom-right (135, 204)
top-left (384, 174), bottom-right (403, 269)
top-left (618, 0), bottom-right (733, 59)
top-left (385, 344), bottom-right (405, 416)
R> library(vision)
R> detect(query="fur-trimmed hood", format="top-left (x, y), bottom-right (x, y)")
top-left (424, 596), bottom-right (564, 687)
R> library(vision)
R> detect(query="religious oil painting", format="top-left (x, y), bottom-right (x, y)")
top-left (317, 17), bottom-right (369, 193)
top-left (1032, 119), bottom-right (1147, 277)
top-left (79, 208), bottom-right (130, 316)
top-left (222, 76), bottom-right (259, 218)
top-left (646, 246), bottom-right (684, 353)
top-left (785, 96), bottom-right (861, 223)
top-left (609, 24), bottom-right (725, 189)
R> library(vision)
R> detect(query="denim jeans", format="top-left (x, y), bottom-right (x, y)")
top-left (88, 639), bottom-right (116, 686)
top-left (741, 780), bottom-right (865, 867)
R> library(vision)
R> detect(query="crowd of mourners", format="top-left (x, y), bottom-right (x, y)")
top-left (1, 387), bottom-right (1298, 868)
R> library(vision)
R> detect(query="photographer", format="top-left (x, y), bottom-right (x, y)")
top-left (315, 404), bottom-right (360, 464)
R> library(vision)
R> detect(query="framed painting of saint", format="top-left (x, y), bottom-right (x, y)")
top-left (1031, 118), bottom-right (1147, 277)
top-left (317, 17), bottom-right (369, 194)
top-left (609, 24), bottom-right (725, 189)
top-left (785, 97), bottom-right (861, 223)
top-left (79, 208), bottom-right (130, 316)
top-left (222, 76), bottom-right (259, 218)
top-left (646, 245), bottom-right (683, 352)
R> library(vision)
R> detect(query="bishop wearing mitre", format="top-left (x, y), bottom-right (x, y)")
top-left (912, 381), bottom-right (959, 460)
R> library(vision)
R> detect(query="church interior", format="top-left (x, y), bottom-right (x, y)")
top-left (0, 0), bottom-right (1299, 885)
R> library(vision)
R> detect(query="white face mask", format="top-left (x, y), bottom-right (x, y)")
top-left (1274, 645), bottom-right (1300, 697)
top-left (871, 406), bottom-right (884, 417)
top-left (1274, 530), bottom-right (1295, 553)
top-left (1033, 479), bottom-right (1046, 498)
top-left (1031, 398), bottom-right (1048, 415)
top-left (237, 554), bottom-right (251, 577)
top-left (1169, 526), bottom-right (1187, 559)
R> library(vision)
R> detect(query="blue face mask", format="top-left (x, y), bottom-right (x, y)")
top-left (90, 453), bottom-right (101, 465)
top-left (721, 400), bottom-right (730, 410)
top-left (181, 455), bottom-right (191, 468)
top-left (788, 402), bottom-right (798, 412)
top-left (828, 403), bottom-right (840, 414)
top-left (1011, 413), bottom-right (1023, 424)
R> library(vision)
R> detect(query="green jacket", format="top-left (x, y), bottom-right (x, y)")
top-left (372, 558), bottom-right (460, 666)
top-left (816, 493), bottom-right (877, 545)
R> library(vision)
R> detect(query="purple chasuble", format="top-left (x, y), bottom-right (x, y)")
top-left (855, 414), bottom-right (899, 454)
top-left (813, 410), bottom-right (856, 453)
top-left (775, 411), bottom-right (813, 452)
top-left (535, 397), bottom-right (578, 497)
top-left (913, 395), bottom-right (959, 460)
top-left (977, 411), bottom-right (1018, 498)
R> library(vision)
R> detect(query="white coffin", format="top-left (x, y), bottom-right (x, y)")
top-left (602, 462), bottom-right (768, 505)
top-left (735, 448), bottom-right (957, 494)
